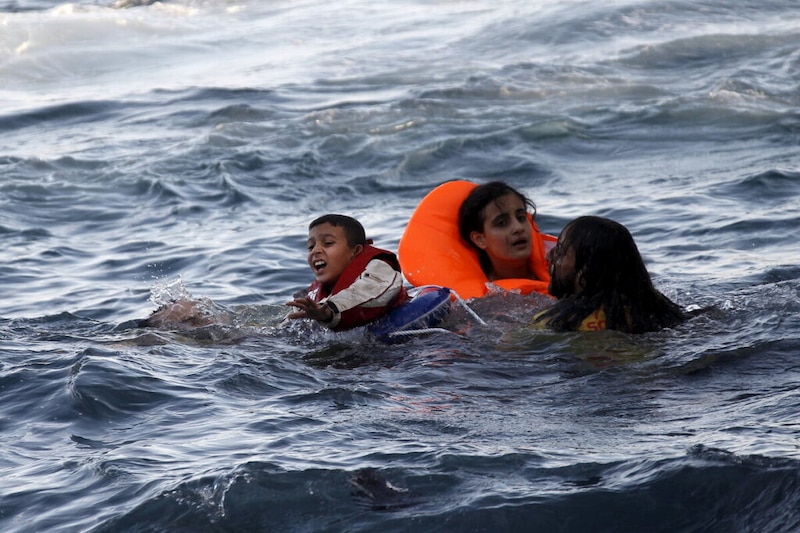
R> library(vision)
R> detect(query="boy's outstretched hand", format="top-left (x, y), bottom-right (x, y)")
top-left (286, 297), bottom-right (334, 323)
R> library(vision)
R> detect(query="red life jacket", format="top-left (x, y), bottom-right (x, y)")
top-left (307, 244), bottom-right (409, 331)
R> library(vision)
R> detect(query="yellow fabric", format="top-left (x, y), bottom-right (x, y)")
top-left (577, 309), bottom-right (607, 331)
top-left (530, 308), bottom-right (607, 332)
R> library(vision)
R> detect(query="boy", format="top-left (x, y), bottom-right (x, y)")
top-left (286, 214), bottom-right (408, 331)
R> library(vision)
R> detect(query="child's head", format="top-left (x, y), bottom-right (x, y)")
top-left (547, 215), bottom-right (653, 299)
top-left (306, 214), bottom-right (367, 287)
top-left (458, 181), bottom-right (536, 277)
top-left (541, 215), bottom-right (685, 333)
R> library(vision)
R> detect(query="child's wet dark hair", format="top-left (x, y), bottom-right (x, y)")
top-left (539, 216), bottom-right (686, 333)
top-left (309, 214), bottom-right (367, 247)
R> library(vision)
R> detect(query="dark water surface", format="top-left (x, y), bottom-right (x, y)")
top-left (2, 0), bottom-right (800, 531)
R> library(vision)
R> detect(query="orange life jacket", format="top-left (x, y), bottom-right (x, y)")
top-left (399, 180), bottom-right (556, 300)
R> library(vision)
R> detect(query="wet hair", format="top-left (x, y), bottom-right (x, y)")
top-left (458, 181), bottom-right (536, 276)
top-left (539, 216), bottom-right (686, 334)
top-left (309, 214), bottom-right (367, 247)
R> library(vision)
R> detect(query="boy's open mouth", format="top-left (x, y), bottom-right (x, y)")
top-left (313, 260), bottom-right (327, 271)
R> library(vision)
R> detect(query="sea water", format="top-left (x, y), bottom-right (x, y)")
top-left (1, 0), bottom-right (799, 531)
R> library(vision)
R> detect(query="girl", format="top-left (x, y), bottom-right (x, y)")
top-left (535, 216), bottom-right (686, 333)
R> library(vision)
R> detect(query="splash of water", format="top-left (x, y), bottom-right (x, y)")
top-left (148, 275), bottom-right (193, 307)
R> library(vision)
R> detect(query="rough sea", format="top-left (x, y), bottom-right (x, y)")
top-left (2, 0), bottom-right (800, 531)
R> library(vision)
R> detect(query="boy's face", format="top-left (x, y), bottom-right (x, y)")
top-left (306, 222), bottom-right (362, 287)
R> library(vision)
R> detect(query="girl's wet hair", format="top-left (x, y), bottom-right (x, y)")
top-left (540, 216), bottom-right (686, 333)
top-left (457, 181), bottom-right (536, 276)
top-left (309, 214), bottom-right (367, 247)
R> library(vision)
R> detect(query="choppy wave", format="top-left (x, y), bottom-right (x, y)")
top-left (2, 0), bottom-right (800, 531)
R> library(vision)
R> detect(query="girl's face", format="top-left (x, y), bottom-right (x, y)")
top-left (546, 227), bottom-right (579, 298)
top-left (469, 193), bottom-right (532, 271)
top-left (306, 223), bottom-right (362, 287)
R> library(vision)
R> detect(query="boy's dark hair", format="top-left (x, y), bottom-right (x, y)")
top-left (309, 214), bottom-right (367, 247)
top-left (458, 181), bottom-right (536, 276)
